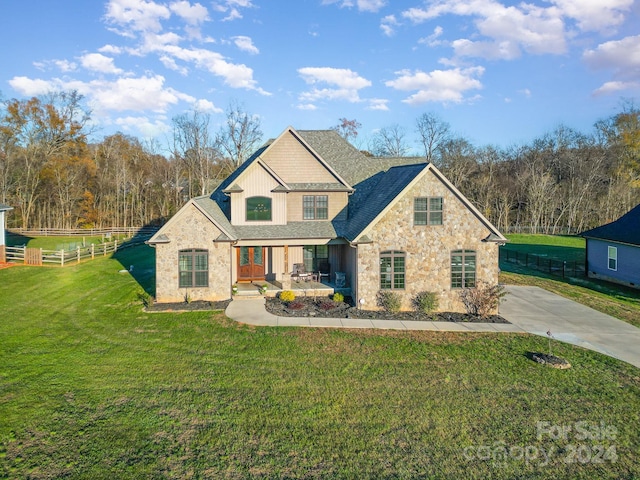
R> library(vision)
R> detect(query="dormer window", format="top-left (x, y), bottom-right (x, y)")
top-left (246, 196), bottom-right (272, 221)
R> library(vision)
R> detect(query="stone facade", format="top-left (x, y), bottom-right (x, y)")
top-left (356, 169), bottom-right (499, 313)
top-left (154, 203), bottom-right (232, 303)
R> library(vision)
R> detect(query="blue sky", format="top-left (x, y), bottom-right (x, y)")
top-left (1, 0), bottom-right (639, 154)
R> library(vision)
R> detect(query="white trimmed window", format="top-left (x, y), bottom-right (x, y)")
top-left (179, 249), bottom-right (208, 287)
top-left (303, 195), bottom-right (328, 220)
top-left (608, 246), bottom-right (617, 271)
top-left (414, 197), bottom-right (443, 225)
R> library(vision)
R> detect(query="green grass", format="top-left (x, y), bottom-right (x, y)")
top-left (500, 234), bottom-right (640, 328)
top-left (6, 233), bottom-right (129, 251)
top-left (502, 234), bottom-right (585, 263)
top-left (1, 246), bottom-right (639, 479)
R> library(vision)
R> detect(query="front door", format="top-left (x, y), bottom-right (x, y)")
top-left (237, 246), bottom-right (265, 282)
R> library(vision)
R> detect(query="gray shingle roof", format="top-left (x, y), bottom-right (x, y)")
top-left (0, 203), bottom-right (12, 211)
top-left (581, 204), bottom-right (640, 246)
top-left (297, 130), bottom-right (426, 185)
top-left (340, 163), bottom-right (428, 241)
top-left (234, 221), bottom-right (338, 240)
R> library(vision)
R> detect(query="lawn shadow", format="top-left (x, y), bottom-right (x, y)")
top-left (6, 232), bottom-right (33, 247)
top-left (112, 239), bottom-right (156, 297)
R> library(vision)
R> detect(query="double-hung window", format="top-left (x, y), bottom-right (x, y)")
top-left (451, 249), bottom-right (476, 288)
top-left (303, 195), bottom-right (328, 220)
top-left (608, 246), bottom-right (617, 271)
top-left (414, 197), bottom-right (443, 225)
top-left (179, 249), bottom-right (208, 288)
top-left (380, 250), bottom-right (405, 290)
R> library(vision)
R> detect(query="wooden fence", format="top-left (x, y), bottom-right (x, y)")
top-left (4, 236), bottom-right (150, 267)
top-left (8, 226), bottom-right (158, 237)
top-left (500, 248), bottom-right (585, 279)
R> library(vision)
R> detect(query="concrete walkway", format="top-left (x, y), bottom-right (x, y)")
top-left (499, 286), bottom-right (640, 368)
top-left (225, 286), bottom-right (640, 368)
top-left (225, 296), bottom-right (526, 333)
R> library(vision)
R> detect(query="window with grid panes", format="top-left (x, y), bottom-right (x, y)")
top-left (380, 250), bottom-right (405, 290)
top-left (303, 195), bottom-right (328, 220)
top-left (414, 197), bottom-right (443, 225)
top-left (451, 249), bottom-right (476, 288)
top-left (179, 249), bottom-right (208, 287)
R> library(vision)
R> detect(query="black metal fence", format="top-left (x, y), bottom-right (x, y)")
top-left (500, 248), bottom-right (585, 279)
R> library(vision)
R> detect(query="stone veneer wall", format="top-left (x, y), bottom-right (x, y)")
top-left (155, 203), bottom-right (232, 303)
top-left (356, 169), bottom-right (500, 313)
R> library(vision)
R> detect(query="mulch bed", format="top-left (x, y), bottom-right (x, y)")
top-left (528, 352), bottom-right (572, 369)
top-left (265, 296), bottom-right (509, 323)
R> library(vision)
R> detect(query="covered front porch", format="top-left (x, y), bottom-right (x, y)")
top-left (233, 240), bottom-right (355, 296)
top-left (233, 278), bottom-right (352, 298)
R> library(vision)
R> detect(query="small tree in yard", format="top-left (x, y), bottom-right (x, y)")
top-left (458, 281), bottom-right (506, 318)
top-left (377, 291), bottom-right (402, 313)
top-left (412, 291), bottom-right (439, 314)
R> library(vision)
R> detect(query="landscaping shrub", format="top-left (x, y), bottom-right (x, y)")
top-left (280, 290), bottom-right (296, 303)
top-left (319, 300), bottom-right (337, 311)
top-left (376, 290), bottom-right (402, 313)
top-left (288, 300), bottom-right (305, 310)
top-left (458, 281), bottom-right (506, 318)
top-left (333, 292), bottom-right (344, 303)
top-left (412, 291), bottom-right (439, 313)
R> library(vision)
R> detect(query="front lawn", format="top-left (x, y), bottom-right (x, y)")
top-left (0, 246), bottom-right (638, 479)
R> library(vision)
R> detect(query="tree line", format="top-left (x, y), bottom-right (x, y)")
top-left (1, 90), bottom-right (638, 234)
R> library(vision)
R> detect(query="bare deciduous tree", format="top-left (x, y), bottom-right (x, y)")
top-left (216, 101), bottom-right (263, 168)
top-left (416, 112), bottom-right (451, 162)
top-left (370, 124), bottom-right (410, 157)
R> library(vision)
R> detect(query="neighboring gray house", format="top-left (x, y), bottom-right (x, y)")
top-left (0, 203), bottom-right (12, 263)
top-left (148, 127), bottom-right (506, 312)
top-left (581, 204), bottom-right (640, 289)
top-left (0, 203), bottom-right (12, 246)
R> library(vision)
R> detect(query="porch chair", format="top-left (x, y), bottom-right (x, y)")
top-left (317, 260), bottom-right (331, 283)
top-left (291, 263), bottom-right (310, 282)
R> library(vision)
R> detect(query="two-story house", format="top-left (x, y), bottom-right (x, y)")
top-left (147, 127), bottom-right (506, 312)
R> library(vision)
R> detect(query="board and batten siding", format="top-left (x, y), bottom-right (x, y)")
top-left (261, 132), bottom-right (341, 184)
top-left (230, 164), bottom-right (287, 226)
top-left (587, 239), bottom-right (640, 287)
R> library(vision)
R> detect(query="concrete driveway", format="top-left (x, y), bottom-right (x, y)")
top-left (499, 286), bottom-right (640, 368)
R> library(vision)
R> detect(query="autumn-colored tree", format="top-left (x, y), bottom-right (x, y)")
top-left (331, 118), bottom-right (361, 144)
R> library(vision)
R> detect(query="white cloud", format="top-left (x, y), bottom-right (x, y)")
top-left (213, 0), bottom-right (254, 21)
top-left (297, 103), bottom-right (318, 111)
top-left (367, 98), bottom-right (389, 111)
top-left (584, 35), bottom-right (640, 95)
top-left (98, 44), bottom-right (123, 55)
top-left (299, 67), bottom-right (371, 90)
top-left (115, 115), bottom-right (171, 138)
top-left (550, 0), bottom-right (632, 33)
top-left (385, 66), bottom-right (484, 104)
top-left (193, 98), bottom-right (223, 113)
top-left (80, 53), bottom-right (124, 74)
top-left (418, 26), bottom-right (444, 47)
top-left (298, 67), bottom-right (372, 104)
top-left (322, 0), bottom-right (386, 13)
top-left (232, 35), bottom-right (259, 54)
top-left (592, 81), bottom-right (640, 96)
top-left (104, 0), bottom-right (171, 35)
top-left (583, 35), bottom-right (640, 72)
top-left (402, 0), bottom-right (567, 60)
top-left (380, 15), bottom-right (399, 36)
top-left (170, 1), bottom-right (209, 25)
top-left (8, 76), bottom-right (55, 97)
top-left (161, 45), bottom-right (269, 93)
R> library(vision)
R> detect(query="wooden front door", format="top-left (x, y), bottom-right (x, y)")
top-left (237, 246), bottom-right (265, 282)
